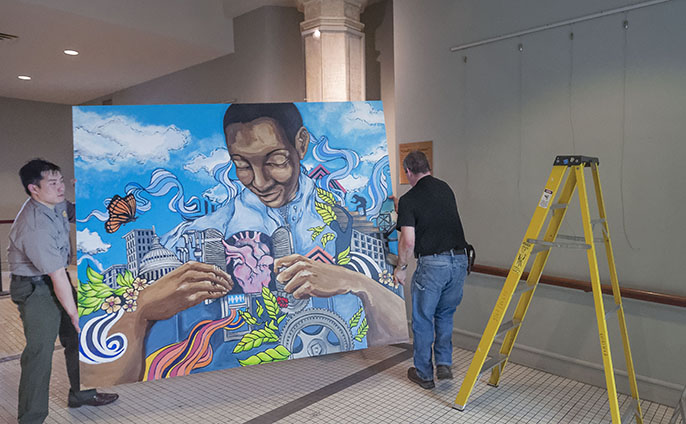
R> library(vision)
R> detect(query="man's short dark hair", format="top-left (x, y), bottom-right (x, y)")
top-left (403, 150), bottom-right (431, 174)
top-left (19, 158), bottom-right (61, 196)
top-left (223, 103), bottom-right (303, 146)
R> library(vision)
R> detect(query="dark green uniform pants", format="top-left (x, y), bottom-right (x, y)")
top-left (10, 274), bottom-right (93, 424)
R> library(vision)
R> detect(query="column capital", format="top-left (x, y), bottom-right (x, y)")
top-left (296, 0), bottom-right (369, 20)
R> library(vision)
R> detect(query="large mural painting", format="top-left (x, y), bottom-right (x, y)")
top-left (73, 102), bottom-right (407, 387)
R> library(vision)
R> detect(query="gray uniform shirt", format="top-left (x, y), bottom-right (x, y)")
top-left (7, 198), bottom-right (71, 276)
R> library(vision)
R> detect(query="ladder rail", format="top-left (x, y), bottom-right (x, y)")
top-left (453, 165), bottom-right (569, 410)
top-left (576, 165), bottom-right (622, 423)
top-left (488, 168), bottom-right (579, 387)
top-left (591, 164), bottom-right (644, 423)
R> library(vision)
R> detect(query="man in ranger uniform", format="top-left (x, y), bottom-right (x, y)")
top-left (8, 159), bottom-right (118, 423)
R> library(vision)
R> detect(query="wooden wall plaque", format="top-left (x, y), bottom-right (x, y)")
top-left (398, 141), bottom-right (433, 185)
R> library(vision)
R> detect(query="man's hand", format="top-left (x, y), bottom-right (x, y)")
top-left (393, 267), bottom-right (407, 286)
top-left (137, 262), bottom-right (233, 321)
top-left (70, 314), bottom-right (81, 333)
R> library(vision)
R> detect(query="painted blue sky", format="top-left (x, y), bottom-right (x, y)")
top-left (73, 102), bottom-right (391, 279)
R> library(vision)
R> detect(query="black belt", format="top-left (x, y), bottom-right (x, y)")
top-left (11, 274), bottom-right (50, 284)
top-left (416, 248), bottom-right (466, 258)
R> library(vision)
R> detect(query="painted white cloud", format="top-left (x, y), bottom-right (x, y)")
top-left (73, 109), bottom-right (191, 169)
top-left (77, 229), bottom-right (111, 255)
top-left (185, 148), bottom-right (231, 176)
top-left (360, 145), bottom-right (388, 164)
top-left (339, 174), bottom-right (369, 191)
top-left (342, 103), bottom-right (386, 134)
top-left (202, 184), bottom-right (229, 204)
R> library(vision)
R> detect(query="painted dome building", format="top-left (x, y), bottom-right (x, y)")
top-left (139, 236), bottom-right (182, 282)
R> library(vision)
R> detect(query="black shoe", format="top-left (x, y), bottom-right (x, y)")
top-left (407, 367), bottom-right (435, 389)
top-left (68, 392), bottom-right (119, 408)
top-left (436, 365), bottom-right (453, 380)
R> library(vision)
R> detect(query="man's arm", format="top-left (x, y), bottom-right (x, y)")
top-left (393, 226), bottom-right (415, 286)
top-left (48, 267), bottom-right (80, 332)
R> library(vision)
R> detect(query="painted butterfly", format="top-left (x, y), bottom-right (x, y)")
top-left (105, 193), bottom-right (137, 233)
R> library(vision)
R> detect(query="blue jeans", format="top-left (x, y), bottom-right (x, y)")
top-left (411, 253), bottom-right (468, 381)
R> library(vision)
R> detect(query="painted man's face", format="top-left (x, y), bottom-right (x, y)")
top-left (226, 117), bottom-right (305, 209)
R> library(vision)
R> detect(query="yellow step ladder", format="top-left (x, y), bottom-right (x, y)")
top-left (453, 156), bottom-right (643, 424)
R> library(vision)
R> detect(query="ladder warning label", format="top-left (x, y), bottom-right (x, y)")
top-left (512, 241), bottom-right (532, 274)
top-left (538, 189), bottom-right (553, 208)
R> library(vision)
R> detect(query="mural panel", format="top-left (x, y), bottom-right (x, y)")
top-left (73, 102), bottom-right (407, 386)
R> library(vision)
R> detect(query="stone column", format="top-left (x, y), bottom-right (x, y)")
top-left (297, 0), bottom-right (368, 102)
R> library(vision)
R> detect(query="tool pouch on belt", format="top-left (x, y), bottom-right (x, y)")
top-left (466, 244), bottom-right (476, 275)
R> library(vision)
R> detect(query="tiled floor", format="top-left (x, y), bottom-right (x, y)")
top-left (0, 272), bottom-right (675, 423)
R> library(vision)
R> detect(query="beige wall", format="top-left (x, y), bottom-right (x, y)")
top-left (85, 7), bottom-right (306, 106)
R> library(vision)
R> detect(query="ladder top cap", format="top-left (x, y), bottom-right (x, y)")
top-left (554, 155), bottom-right (599, 167)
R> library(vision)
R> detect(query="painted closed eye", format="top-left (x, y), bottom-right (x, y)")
top-left (266, 154), bottom-right (289, 167)
top-left (232, 159), bottom-right (251, 169)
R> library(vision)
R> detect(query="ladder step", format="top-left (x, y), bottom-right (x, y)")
top-left (479, 354), bottom-right (508, 376)
top-left (527, 238), bottom-right (591, 250)
top-left (550, 203), bottom-right (567, 210)
top-left (620, 398), bottom-right (638, 423)
top-left (556, 234), bottom-right (604, 243)
top-left (591, 218), bottom-right (606, 228)
top-left (513, 281), bottom-right (535, 296)
top-left (605, 303), bottom-right (620, 318)
top-left (496, 319), bottom-right (522, 337)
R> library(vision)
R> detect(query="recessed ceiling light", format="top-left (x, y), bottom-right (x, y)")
top-left (64, 49), bottom-right (79, 56)
top-left (18, 75), bottom-right (31, 81)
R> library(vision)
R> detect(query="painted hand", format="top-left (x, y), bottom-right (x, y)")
top-left (137, 261), bottom-right (233, 321)
top-left (275, 254), bottom-right (367, 299)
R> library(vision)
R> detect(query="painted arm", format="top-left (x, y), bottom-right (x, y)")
top-left (81, 262), bottom-right (232, 387)
top-left (275, 254), bottom-right (407, 347)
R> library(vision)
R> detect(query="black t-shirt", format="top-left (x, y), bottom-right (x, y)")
top-left (397, 175), bottom-right (467, 257)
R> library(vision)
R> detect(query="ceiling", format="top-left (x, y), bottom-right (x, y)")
top-left (0, 0), bottom-right (297, 105)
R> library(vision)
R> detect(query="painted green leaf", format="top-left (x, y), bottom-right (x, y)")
top-left (123, 270), bottom-right (134, 286)
top-left (79, 306), bottom-right (98, 317)
top-left (277, 314), bottom-right (286, 324)
top-left (268, 320), bottom-right (279, 331)
top-left (261, 287), bottom-right (279, 319)
top-left (320, 232), bottom-right (336, 248)
top-left (114, 287), bottom-right (127, 296)
top-left (315, 202), bottom-right (337, 224)
top-left (238, 310), bottom-right (258, 325)
top-left (349, 307), bottom-right (363, 329)
top-left (116, 273), bottom-right (124, 287)
top-left (337, 246), bottom-right (351, 265)
top-left (354, 318), bottom-right (368, 342)
top-left (309, 225), bottom-right (325, 241)
top-left (232, 328), bottom-right (278, 353)
top-left (86, 266), bottom-right (103, 284)
top-left (255, 301), bottom-right (264, 318)
top-left (79, 297), bottom-right (102, 308)
top-left (238, 345), bottom-right (291, 366)
top-left (316, 188), bottom-right (336, 205)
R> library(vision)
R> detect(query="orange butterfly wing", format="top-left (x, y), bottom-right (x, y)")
top-left (105, 194), bottom-right (137, 233)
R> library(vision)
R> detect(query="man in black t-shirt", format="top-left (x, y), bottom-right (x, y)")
top-left (394, 151), bottom-right (468, 389)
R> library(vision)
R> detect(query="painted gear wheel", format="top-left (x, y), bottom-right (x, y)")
top-left (279, 308), bottom-right (354, 359)
top-left (276, 289), bottom-right (310, 315)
